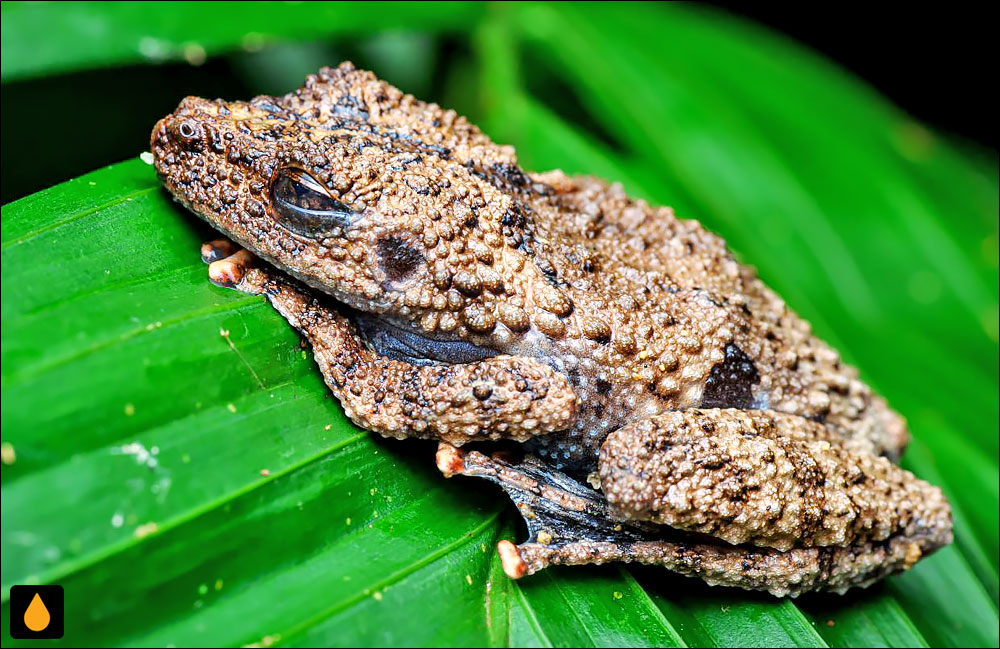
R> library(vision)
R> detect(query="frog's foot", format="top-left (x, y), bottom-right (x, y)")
top-left (207, 249), bottom-right (255, 288)
top-left (437, 436), bottom-right (952, 597)
top-left (198, 238), bottom-right (257, 288)
top-left (435, 441), bottom-right (659, 579)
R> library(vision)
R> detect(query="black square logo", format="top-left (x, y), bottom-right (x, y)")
top-left (9, 585), bottom-right (64, 639)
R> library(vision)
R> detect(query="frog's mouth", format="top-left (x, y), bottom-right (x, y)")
top-left (351, 311), bottom-right (500, 366)
top-left (269, 257), bottom-right (504, 368)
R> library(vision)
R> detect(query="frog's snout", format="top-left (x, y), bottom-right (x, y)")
top-left (152, 96), bottom-right (222, 156)
top-left (156, 115), bottom-right (205, 154)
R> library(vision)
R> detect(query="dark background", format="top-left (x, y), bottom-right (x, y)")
top-left (2, 5), bottom-right (996, 205)
top-left (711, 3), bottom-right (996, 150)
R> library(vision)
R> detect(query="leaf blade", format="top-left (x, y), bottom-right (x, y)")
top-left (0, 1), bottom-right (484, 82)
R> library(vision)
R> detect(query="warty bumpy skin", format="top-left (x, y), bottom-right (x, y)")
top-left (151, 62), bottom-right (952, 595)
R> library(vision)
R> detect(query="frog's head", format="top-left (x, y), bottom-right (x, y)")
top-left (152, 63), bottom-right (558, 365)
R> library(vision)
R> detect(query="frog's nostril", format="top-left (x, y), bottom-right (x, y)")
top-left (169, 118), bottom-right (205, 152)
top-left (178, 120), bottom-right (199, 140)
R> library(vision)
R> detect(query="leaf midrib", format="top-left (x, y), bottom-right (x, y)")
top-left (1, 184), bottom-right (159, 251)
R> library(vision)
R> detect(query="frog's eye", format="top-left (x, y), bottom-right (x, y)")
top-left (271, 168), bottom-right (358, 237)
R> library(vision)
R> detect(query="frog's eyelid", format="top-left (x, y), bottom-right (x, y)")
top-left (271, 199), bottom-right (357, 237)
top-left (287, 169), bottom-right (329, 195)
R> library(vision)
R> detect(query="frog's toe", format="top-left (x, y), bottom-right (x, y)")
top-left (497, 540), bottom-right (529, 579)
top-left (208, 248), bottom-right (255, 288)
top-left (200, 238), bottom-right (239, 264)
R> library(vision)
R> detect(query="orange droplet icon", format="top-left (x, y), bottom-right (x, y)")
top-left (24, 592), bottom-right (51, 632)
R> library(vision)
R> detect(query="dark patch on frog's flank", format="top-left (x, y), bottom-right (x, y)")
top-left (333, 94), bottom-right (370, 121)
top-left (469, 450), bottom-right (656, 543)
top-left (377, 235), bottom-right (425, 283)
top-left (701, 343), bottom-right (761, 409)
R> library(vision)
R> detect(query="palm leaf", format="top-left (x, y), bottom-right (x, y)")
top-left (2, 2), bottom-right (996, 646)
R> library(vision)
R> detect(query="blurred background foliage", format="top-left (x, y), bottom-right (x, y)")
top-left (1, 1), bottom-right (997, 647)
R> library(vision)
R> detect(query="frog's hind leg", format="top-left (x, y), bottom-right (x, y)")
top-left (595, 409), bottom-right (952, 594)
top-left (438, 430), bottom-right (951, 596)
top-left (434, 442), bottom-right (807, 591)
top-left (598, 409), bottom-right (951, 554)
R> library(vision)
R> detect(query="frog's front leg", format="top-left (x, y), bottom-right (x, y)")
top-left (200, 242), bottom-right (576, 445)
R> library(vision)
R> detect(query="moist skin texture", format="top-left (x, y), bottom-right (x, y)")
top-left (151, 62), bottom-right (952, 596)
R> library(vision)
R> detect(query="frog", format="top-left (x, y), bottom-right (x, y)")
top-left (151, 62), bottom-right (952, 596)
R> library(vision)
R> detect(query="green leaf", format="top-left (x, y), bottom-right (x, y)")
top-left (0, 159), bottom-right (509, 647)
top-left (0, 0), bottom-right (483, 82)
top-left (508, 567), bottom-right (685, 648)
top-left (3, 2), bottom-right (998, 647)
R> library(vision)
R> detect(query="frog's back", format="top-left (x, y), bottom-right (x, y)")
top-left (518, 172), bottom-right (907, 472)
top-left (151, 60), bottom-right (907, 474)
